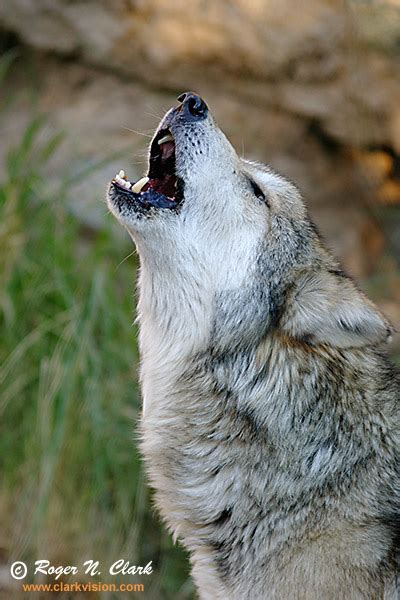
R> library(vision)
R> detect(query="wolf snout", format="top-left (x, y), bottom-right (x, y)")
top-left (177, 92), bottom-right (208, 121)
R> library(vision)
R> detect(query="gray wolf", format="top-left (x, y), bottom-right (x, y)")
top-left (107, 93), bottom-right (399, 599)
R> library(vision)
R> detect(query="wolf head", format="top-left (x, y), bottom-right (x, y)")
top-left (107, 92), bottom-right (392, 351)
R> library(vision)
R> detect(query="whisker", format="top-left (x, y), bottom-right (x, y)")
top-left (145, 111), bottom-right (163, 120)
top-left (116, 249), bottom-right (136, 270)
top-left (121, 126), bottom-right (153, 138)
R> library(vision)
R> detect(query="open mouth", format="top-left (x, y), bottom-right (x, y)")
top-left (111, 129), bottom-right (183, 210)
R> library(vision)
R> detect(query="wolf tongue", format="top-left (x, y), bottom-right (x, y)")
top-left (160, 141), bottom-right (175, 161)
top-left (150, 174), bottom-right (176, 198)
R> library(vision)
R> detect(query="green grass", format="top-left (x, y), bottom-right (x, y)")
top-left (0, 115), bottom-right (193, 598)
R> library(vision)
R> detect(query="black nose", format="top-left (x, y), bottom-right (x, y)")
top-left (177, 92), bottom-right (208, 120)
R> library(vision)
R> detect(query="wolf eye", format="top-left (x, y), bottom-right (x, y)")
top-left (248, 178), bottom-right (268, 205)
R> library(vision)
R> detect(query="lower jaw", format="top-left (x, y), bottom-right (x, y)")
top-left (110, 182), bottom-right (183, 216)
top-left (114, 161), bottom-right (184, 202)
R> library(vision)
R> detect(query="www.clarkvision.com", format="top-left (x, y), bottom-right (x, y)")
top-left (9, 559), bottom-right (152, 594)
top-left (22, 582), bottom-right (144, 593)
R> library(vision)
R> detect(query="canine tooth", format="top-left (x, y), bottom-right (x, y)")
top-left (158, 134), bottom-right (174, 145)
top-left (118, 169), bottom-right (126, 179)
top-left (131, 176), bottom-right (149, 193)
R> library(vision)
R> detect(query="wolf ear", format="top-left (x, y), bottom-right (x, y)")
top-left (282, 270), bottom-right (393, 348)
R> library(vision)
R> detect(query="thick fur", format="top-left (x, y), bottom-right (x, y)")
top-left (108, 100), bottom-right (400, 599)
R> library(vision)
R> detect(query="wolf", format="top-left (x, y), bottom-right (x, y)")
top-left (107, 93), bottom-right (399, 599)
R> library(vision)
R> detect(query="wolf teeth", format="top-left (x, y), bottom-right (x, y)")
top-left (115, 173), bottom-right (132, 190)
top-left (114, 172), bottom-right (149, 194)
top-left (158, 134), bottom-right (174, 145)
top-left (131, 177), bottom-right (149, 193)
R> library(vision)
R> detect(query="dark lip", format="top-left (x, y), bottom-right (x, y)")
top-left (110, 181), bottom-right (181, 210)
top-left (110, 127), bottom-right (184, 212)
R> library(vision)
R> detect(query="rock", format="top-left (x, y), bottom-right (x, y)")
top-left (2, 53), bottom-right (395, 276)
top-left (0, 0), bottom-right (399, 150)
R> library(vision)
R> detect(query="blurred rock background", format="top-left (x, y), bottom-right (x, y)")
top-left (1, 1), bottom-right (400, 327)
top-left (0, 1), bottom-right (399, 597)
top-left (1, 4), bottom-right (400, 251)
